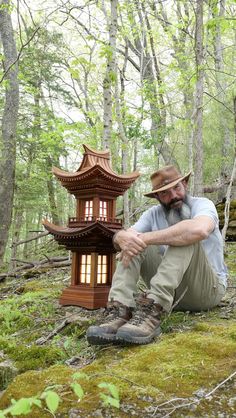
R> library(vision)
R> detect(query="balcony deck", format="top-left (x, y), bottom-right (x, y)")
top-left (68, 216), bottom-right (122, 228)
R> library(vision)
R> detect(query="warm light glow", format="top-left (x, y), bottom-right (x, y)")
top-left (80, 254), bottom-right (91, 284)
top-left (85, 200), bottom-right (93, 220)
top-left (99, 201), bottom-right (107, 220)
top-left (97, 255), bottom-right (107, 284)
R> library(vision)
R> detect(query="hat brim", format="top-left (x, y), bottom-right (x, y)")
top-left (144, 172), bottom-right (191, 198)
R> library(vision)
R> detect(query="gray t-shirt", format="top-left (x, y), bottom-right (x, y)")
top-left (132, 196), bottom-right (228, 287)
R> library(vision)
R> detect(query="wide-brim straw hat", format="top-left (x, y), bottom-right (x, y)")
top-left (144, 165), bottom-right (191, 198)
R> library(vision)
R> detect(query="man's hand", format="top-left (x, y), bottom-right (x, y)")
top-left (114, 229), bottom-right (147, 267)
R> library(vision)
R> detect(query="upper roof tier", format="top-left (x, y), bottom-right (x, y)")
top-left (52, 144), bottom-right (140, 196)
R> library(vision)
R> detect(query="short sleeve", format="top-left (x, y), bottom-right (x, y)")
top-left (192, 198), bottom-right (218, 226)
top-left (132, 207), bottom-right (154, 233)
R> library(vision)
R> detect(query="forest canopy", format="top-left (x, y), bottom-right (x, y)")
top-left (0, 0), bottom-right (236, 265)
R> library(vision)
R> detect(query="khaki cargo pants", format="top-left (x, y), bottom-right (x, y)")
top-left (109, 243), bottom-right (226, 312)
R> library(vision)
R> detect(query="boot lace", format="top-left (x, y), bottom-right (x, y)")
top-left (103, 305), bottom-right (121, 322)
top-left (130, 302), bottom-right (156, 326)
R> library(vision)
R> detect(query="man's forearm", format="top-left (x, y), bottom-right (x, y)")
top-left (139, 217), bottom-right (214, 247)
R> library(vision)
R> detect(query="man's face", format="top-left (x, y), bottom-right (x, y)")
top-left (156, 181), bottom-right (187, 210)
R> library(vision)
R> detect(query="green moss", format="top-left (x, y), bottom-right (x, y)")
top-left (60, 322), bottom-right (87, 338)
top-left (0, 360), bottom-right (18, 390)
top-left (161, 310), bottom-right (195, 333)
top-left (82, 321), bottom-right (236, 402)
top-left (7, 345), bottom-right (66, 372)
top-left (0, 336), bottom-right (16, 351)
top-left (21, 279), bottom-right (64, 295)
top-left (0, 315), bottom-right (33, 335)
top-left (0, 286), bottom-right (61, 343)
top-left (225, 242), bottom-right (236, 280)
top-left (0, 244), bottom-right (235, 417)
top-left (0, 366), bottom-right (75, 417)
top-left (1, 321), bottom-right (235, 417)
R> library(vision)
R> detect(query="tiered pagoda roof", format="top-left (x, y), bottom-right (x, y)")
top-left (52, 144), bottom-right (140, 196)
top-left (43, 144), bottom-right (139, 247)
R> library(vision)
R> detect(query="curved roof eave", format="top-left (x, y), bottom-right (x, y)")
top-left (52, 164), bottom-right (140, 183)
top-left (42, 219), bottom-right (116, 238)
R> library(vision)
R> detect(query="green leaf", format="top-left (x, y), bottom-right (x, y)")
top-left (63, 338), bottom-right (71, 350)
top-left (71, 382), bottom-right (84, 400)
top-left (8, 398), bottom-right (32, 415)
top-left (99, 393), bottom-right (120, 409)
top-left (99, 44), bottom-right (113, 60)
top-left (42, 390), bottom-right (60, 414)
top-left (44, 384), bottom-right (63, 391)
top-left (32, 399), bottom-right (42, 408)
top-left (98, 382), bottom-right (119, 399)
top-left (72, 372), bottom-right (89, 381)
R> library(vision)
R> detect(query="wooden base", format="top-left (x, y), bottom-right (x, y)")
top-left (59, 285), bottom-right (111, 309)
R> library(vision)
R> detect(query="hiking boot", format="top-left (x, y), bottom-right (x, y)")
top-left (86, 301), bottom-right (133, 345)
top-left (116, 296), bottom-right (163, 345)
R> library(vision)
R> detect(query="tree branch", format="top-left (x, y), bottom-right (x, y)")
top-left (0, 26), bottom-right (41, 84)
top-left (204, 91), bottom-right (234, 114)
top-left (12, 231), bottom-right (49, 247)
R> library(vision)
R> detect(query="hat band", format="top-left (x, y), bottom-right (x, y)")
top-left (152, 176), bottom-right (181, 191)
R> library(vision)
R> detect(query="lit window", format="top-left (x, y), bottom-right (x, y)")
top-left (97, 255), bottom-right (107, 284)
top-left (99, 201), bottom-right (107, 220)
top-left (80, 254), bottom-right (91, 284)
top-left (85, 201), bottom-right (93, 221)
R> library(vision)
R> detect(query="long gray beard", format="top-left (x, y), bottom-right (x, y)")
top-left (165, 197), bottom-right (191, 226)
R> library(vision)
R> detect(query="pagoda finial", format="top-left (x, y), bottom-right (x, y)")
top-left (77, 144), bottom-right (111, 173)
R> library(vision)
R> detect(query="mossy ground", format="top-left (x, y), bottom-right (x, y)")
top-left (0, 243), bottom-right (235, 417)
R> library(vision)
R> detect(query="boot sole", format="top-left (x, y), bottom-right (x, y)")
top-left (86, 329), bottom-right (117, 345)
top-left (116, 327), bottom-right (161, 345)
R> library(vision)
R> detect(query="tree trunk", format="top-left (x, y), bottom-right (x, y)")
top-left (102, 0), bottom-right (118, 148)
top-left (0, 0), bottom-right (19, 265)
top-left (221, 96), bottom-right (236, 243)
top-left (212, 0), bottom-right (232, 201)
top-left (193, 0), bottom-right (204, 196)
top-left (153, 0), bottom-right (194, 172)
top-left (115, 52), bottom-right (130, 227)
top-left (129, 2), bottom-right (179, 167)
top-left (9, 207), bottom-right (24, 270)
top-left (46, 157), bottom-right (60, 225)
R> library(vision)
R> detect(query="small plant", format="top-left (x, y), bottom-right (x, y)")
top-left (98, 382), bottom-right (120, 409)
top-left (70, 371), bottom-right (90, 401)
top-left (0, 396), bottom-right (42, 417)
top-left (0, 373), bottom-right (121, 416)
top-left (40, 387), bottom-right (60, 414)
top-left (0, 386), bottom-right (62, 417)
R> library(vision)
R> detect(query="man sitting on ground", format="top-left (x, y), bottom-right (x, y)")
top-left (87, 166), bottom-right (227, 345)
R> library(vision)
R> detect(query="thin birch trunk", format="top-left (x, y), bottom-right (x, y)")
top-left (115, 48), bottom-right (130, 227)
top-left (115, 93), bottom-right (129, 227)
top-left (193, 0), bottom-right (204, 196)
top-left (221, 97), bottom-right (236, 244)
top-left (129, 1), bottom-right (179, 167)
top-left (221, 155), bottom-right (236, 245)
top-left (9, 207), bottom-right (24, 270)
top-left (102, 0), bottom-right (118, 148)
top-left (154, 0), bottom-right (194, 183)
top-left (0, 0), bottom-right (19, 265)
top-left (213, 0), bottom-right (232, 201)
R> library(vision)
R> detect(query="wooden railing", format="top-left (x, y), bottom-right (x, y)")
top-left (68, 216), bottom-right (122, 227)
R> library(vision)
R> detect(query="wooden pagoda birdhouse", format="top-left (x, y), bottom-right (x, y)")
top-left (43, 144), bottom-right (139, 309)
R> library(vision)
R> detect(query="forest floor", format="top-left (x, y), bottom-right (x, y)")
top-left (0, 243), bottom-right (235, 418)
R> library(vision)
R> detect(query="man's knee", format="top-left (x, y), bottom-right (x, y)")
top-left (140, 245), bottom-right (163, 283)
